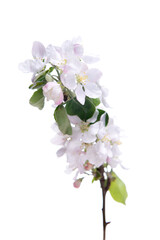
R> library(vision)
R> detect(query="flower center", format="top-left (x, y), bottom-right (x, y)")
top-left (115, 140), bottom-right (122, 145)
top-left (101, 134), bottom-right (110, 143)
top-left (58, 59), bottom-right (67, 66)
top-left (80, 123), bottom-right (89, 133)
top-left (76, 73), bottom-right (88, 84)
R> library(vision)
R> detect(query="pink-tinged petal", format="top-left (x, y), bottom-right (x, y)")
top-left (107, 157), bottom-right (119, 168)
top-left (68, 57), bottom-right (83, 71)
top-left (87, 68), bottom-right (102, 83)
top-left (85, 82), bottom-right (102, 98)
top-left (19, 60), bottom-right (35, 73)
top-left (43, 82), bottom-right (63, 105)
top-left (42, 82), bottom-right (53, 92)
top-left (46, 44), bottom-right (61, 62)
top-left (19, 59), bottom-right (44, 73)
top-left (51, 133), bottom-right (67, 145)
top-left (82, 55), bottom-right (100, 64)
top-left (60, 72), bottom-right (76, 90)
top-left (88, 121), bottom-right (100, 135)
top-left (62, 40), bottom-right (74, 59)
top-left (79, 62), bottom-right (88, 72)
top-left (84, 162), bottom-right (93, 171)
top-left (62, 65), bottom-right (72, 74)
top-left (82, 132), bottom-right (97, 143)
top-left (74, 44), bottom-right (84, 57)
top-left (55, 90), bottom-right (64, 105)
top-left (54, 46), bottom-right (62, 56)
top-left (101, 86), bottom-right (109, 97)
top-left (68, 115), bottom-right (82, 124)
top-left (32, 41), bottom-right (46, 59)
top-left (56, 147), bottom-right (66, 157)
top-left (75, 84), bottom-right (85, 105)
top-left (73, 179), bottom-right (82, 188)
top-left (72, 36), bottom-right (82, 45)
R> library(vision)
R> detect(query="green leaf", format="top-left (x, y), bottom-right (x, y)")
top-left (96, 109), bottom-right (109, 126)
top-left (92, 168), bottom-right (101, 183)
top-left (104, 112), bottom-right (109, 126)
top-left (29, 81), bottom-right (47, 90)
top-left (65, 97), bottom-right (95, 121)
top-left (29, 88), bottom-right (45, 110)
top-left (29, 72), bottom-right (47, 89)
top-left (54, 105), bottom-right (72, 135)
top-left (109, 171), bottom-right (128, 205)
top-left (35, 75), bottom-right (46, 83)
top-left (97, 109), bottom-right (105, 121)
top-left (48, 66), bottom-right (55, 73)
top-left (89, 98), bottom-right (100, 106)
top-left (90, 109), bottom-right (109, 126)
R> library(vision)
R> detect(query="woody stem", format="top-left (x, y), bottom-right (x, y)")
top-left (99, 166), bottom-right (111, 240)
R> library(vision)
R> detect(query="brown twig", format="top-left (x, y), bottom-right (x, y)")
top-left (98, 166), bottom-right (111, 240)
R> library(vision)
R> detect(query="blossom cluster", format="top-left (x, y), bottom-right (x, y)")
top-left (19, 38), bottom-right (122, 188)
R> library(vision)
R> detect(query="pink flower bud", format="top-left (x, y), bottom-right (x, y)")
top-left (43, 81), bottom-right (63, 105)
top-left (84, 162), bottom-right (93, 171)
top-left (73, 179), bottom-right (83, 188)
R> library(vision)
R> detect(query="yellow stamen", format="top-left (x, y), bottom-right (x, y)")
top-left (101, 135), bottom-right (110, 143)
top-left (80, 124), bottom-right (89, 133)
top-left (115, 140), bottom-right (122, 145)
top-left (76, 72), bottom-right (88, 84)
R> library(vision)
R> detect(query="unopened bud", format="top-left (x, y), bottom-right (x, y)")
top-left (73, 178), bottom-right (83, 188)
top-left (84, 162), bottom-right (93, 171)
top-left (45, 74), bottom-right (53, 82)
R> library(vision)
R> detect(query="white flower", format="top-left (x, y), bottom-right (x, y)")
top-left (97, 117), bottom-right (121, 144)
top-left (42, 81), bottom-right (63, 105)
top-left (86, 141), bottom-right (108, 167)
top-left (100, 86), bottom-right (109, 108)
top-left (19, 59), bottom-right (44, 73)
top-left (66, 139), bottom-right (87, 174)
top-left (61, 62), bottom-right (102, 104)
top-left (32, 41), bottom-right (47, 59)
top-left (68, 111), bottom-right (100, 143)
top-left (46, 39), bottom-right (82, 72)
top-left (19, 41), bottom-right (47, 74)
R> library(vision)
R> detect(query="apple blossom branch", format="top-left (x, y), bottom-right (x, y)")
top-left (19, 38), bottom-right (128, 240)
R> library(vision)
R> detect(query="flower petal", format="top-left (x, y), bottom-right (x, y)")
top-left (87, 109), bottom-right (99, 123)
top-left (32, 41), bottom-right (46, 59)
top-left (82, 55), bottom-right (100, 64)
top-left (75, 84), bottom-right (86, 105)
top-left (102, 97), bottom-right (110, 108)
top-left (61, 72), bottom-right (76, 90)
top-left (61, 40), bottom-right (74, 59)
top-left (56, 147), bottom-right (66, 157)
top-left (43, 82), bottom-right (63, 105)
top-left (85, 82), bottom-right (102, 98)
top-left (51, 133), bottom-right (67, 145)
top-left (74, 44), bottom-right (84, 57)
top-left (87, 68), bottom-right (102, 83)
top-left (19, 59), bottom-right (44, 73)
top-left (88, 121), bottom-right (100, 135)
top-left (46, 44), bottom-right (61, 62)
top-left (68, 115), bottom-right (82, 124)
top-left (82, 132), bottom-right (97, 143)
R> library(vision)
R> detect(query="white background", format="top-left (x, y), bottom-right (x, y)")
top-left (0, 0), bottom-right (160, 239)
